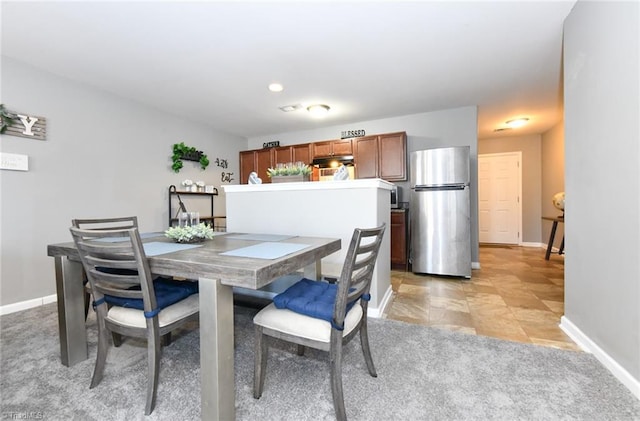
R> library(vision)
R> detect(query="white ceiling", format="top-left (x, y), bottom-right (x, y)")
top-left (1, 1), bottom-right (576, 140)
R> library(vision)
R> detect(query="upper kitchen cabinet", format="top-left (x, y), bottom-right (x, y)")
top-left (239, 148), bottom-right (273, 184)
top-left (291, 143), bottom-right (312, 164)
top-left (353, 132), bottom-right (407, 181)
top-left (312, 139), bottom-right (353, 158)
top-left (273, 146), bottom-right (293, 165)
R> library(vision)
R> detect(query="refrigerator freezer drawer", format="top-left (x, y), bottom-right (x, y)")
top-left (410, 187), bottom-right (471, 277)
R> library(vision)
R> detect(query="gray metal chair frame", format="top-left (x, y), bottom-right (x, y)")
top-left (253, 224), bottom-right (386, 421)
top-left (69, 224), bottom-right (199, 415)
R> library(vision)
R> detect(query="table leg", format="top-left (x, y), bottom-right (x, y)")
top-left (199, 277), bottom-right (235, 421)
top-left (559, 236), bottom-right (565, 255)
top-left (303, 260), bottom-right (322, 280)
top-left (545, 221), bottom-right (559, 260)
top-left (54, 256), bottom-right (88, 366)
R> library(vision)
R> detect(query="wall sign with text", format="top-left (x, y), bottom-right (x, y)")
top-left (1, 108), bottom-right (47, 140)
top-left (340, 129), bottom-right (365, 139)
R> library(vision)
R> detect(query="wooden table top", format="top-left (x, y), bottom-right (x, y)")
top-left (47, 233), bottom-right (341, 290)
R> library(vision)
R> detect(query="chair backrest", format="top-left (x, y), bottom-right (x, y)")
top-left (71, 216), bottom-right (138, 230)
top-left (333, 224), bottom-right (386, 328)
top-left (69, 225), bottom-right (158, 314)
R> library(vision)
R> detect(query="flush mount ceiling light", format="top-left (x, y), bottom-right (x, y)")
top-left (268, 83), bottom-right (283, 92)
top-left (505, 118), bottom-right (530, 128)
top-left (307, 104), bottom-right (330, 118)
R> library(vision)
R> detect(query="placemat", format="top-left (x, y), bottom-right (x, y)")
top-left (220, 242), bottom-right (309, 259)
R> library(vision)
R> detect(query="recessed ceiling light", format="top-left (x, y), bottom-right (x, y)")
top-left (268, 83), bottom-right (284, 92)
top-left (279, 104), bottom-right (303, 112)
top-left (505, 118), bottom-right (529, 128)
top-left (307, 104), bottom-right (330, 118)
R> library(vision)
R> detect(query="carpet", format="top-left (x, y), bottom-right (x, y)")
top-left (1, 303), bottom-right (639, 420)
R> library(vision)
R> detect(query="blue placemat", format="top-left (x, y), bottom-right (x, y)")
top-left (94, 232), bottom-right (165, 243)
top-left (225, 233), bottom-right (295, 242)
top-left (143, 241), bottom-right (203, 256)
top-left (220, 242), bottom-right (309, 259)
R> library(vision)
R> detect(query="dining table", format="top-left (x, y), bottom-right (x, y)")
top-left (47, 232), bottom-right (341, 420)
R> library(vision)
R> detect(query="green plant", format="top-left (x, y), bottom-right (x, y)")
top-left (0, 104), bottom-right (20, 134)
top-left (171, 142), bottom-right (209, 173)
top-left (267, 162), bottom-right (312, 178)
top-left (165, 223), bottom-right (215, 243)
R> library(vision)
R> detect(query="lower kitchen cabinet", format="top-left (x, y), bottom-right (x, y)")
top-left (391, 209), bottom-right (409, 270)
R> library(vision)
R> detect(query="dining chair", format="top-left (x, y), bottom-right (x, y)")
top-left (72, 217), bottom-right (139, 320)
top-left (69, 225), bottom-right (199, 415)
top-left (253, 224), bottom-right (386, 421)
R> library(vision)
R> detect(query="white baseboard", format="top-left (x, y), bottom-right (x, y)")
top-left (560, 315), bottom-right (640, 400)
top-left (520, 241), bottom-right (545, 248)
top-left (369, 285), bottom-right (393, 318)
top-left (472, 261), bottom-right (481, 270)
top-left (0, 294), bottom-right (57, 316)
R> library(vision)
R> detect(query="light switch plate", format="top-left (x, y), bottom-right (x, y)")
top-left (0, 153), bottom-right (29, 171)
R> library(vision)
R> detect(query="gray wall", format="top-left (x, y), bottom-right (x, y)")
top-left (478, 134), bottom-right (543, 244)
top-left (541, 121), bottom-right (565, 249)
top-left (0, 58), bottom-right (246, 307)
top-left (247, 106), bottom-right (480, 265)
top-left (564, 0), bottom-right (639, 383)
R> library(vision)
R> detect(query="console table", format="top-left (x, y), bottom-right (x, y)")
top-left (542, 216), bottom-right (564, 260)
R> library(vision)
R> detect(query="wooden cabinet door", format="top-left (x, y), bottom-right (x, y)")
top-left (378, 132), bottom-right (407, 181)
top-left (312, 141), bottom-right (333, 158)
top-left (255, 148), bottom-right (274, 183)
top-left (274, 146), bottom-right (293, 165)
top-left (332, 139), bottom-right (353, 155)
top-left (292, 143), bottom-right (312, 164)
top-left (239, 150), bottom-right (256, 185)
top-left (353, 136), bottom-right (378, 179)
top-left (390, 211), bottom-right (407, 268)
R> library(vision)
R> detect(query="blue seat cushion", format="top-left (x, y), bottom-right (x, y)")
top-left (103, 277), bottom-right (198, 310)
top-left (272, 278), bottom-right (356, 323)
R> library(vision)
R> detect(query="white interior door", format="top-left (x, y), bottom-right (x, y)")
top-left (478, 152), bottom-right (522, 244)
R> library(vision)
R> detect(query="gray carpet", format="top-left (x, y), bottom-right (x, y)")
top-left (1, 303), bottom-right (639, 421)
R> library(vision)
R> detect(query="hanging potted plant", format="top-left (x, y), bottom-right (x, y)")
top-left (0, 104), bottom-right (21, 134)
top-left (171, 142), bottom-right (210, 173)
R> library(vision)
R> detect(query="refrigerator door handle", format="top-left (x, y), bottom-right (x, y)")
top-left (414, 184), bottom-right (467, 191)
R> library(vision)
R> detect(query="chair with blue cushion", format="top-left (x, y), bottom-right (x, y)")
top-left (253, 224), bottom-right (386, 421)
top-left (69, 225), bottom-right (199, 415)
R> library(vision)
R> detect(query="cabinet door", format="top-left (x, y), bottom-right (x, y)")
top-left (379, 132), bottom-right (407, 181)
top-left (353, 136), bottom-right (378, 179)
top-left (255, 148), bottom-right (274, 183)
top-left (390, 211), bottom-right (407, 268)
top-left (332, 139), bottom-right (353, 155)
top-left (312, 141), bottom-right (333, 158)
top-left (239, 150), bottom-right (256, 185)
top-left (274, 146), bottom-right (293, 165)
top-left (292, 143), bottom-right (312, 164)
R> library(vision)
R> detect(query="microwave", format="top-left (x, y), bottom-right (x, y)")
top-left (390, 185), bottom-right (400, 208)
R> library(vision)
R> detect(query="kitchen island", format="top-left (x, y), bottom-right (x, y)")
top-left (224, 179), bottom-right (393, 316)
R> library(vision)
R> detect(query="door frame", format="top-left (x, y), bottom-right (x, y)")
top-left (478, 151), bottom-right (523, 245)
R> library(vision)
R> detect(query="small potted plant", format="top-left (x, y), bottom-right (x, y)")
top-left (182, 179), bottom-right (196, 192)
top-left (165, 223), bottom-right (215, 243)
top-left (267, 162), bottom-right (312, 183)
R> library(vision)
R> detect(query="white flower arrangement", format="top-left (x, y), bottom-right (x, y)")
top-left (165, 223), bottom-right (215, 243)
top-left (182, 179), bottom-right (193, 187)
top-left (196, 180), bottom-right (205, 187)
top-left (267, 162), bottom-right (312, 177)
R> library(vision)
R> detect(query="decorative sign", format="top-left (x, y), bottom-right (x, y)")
top-left (215, 158), bottom-right (228, 169)
top-left (221, 172), bottom-right (234, 183)
top-left (263, 141), bottom-right (280, 148)
top-left (340, 129), bottom-right (365, 139)
top-left (1, 108), bottom-right (47, 140)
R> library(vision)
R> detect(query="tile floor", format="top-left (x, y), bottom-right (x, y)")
top-left (384, 245), bottom-right (580, 351)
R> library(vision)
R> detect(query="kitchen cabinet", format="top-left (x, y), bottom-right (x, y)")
top-left (353, 131), bottom-right (407, 181)
top-left (391, 209), bottom-right (409, 270)
top-left (273, 146), bottom-right (292, 165)
top-left (292, 143), bottom-right (312, 163)
top-left (312, 139), bottom-right (353, 158)
top-left (239, 149), bottom-right (273, 184)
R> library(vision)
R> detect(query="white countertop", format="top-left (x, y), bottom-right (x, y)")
top-left (223, 178), bottom-right (394, 193)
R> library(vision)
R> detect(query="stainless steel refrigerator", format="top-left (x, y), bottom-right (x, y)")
top-left (410, 147), bottom-right (471, 278)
